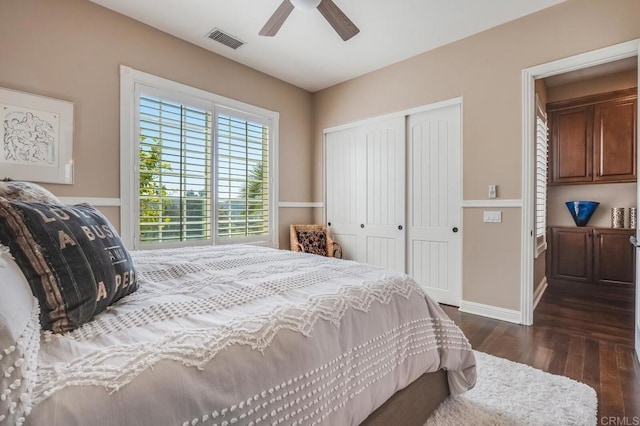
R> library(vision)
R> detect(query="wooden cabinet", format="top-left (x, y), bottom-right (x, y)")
top-left (593, 229), bottom-right (636, 285)
top-left (547, 226), bottom-right (635, 286)
top-left (593, 97), bottom-right (637, 182)
top-left (548, 227), bottom-right (593, 282)
top-left (548, 88), bottom-right (637, 185)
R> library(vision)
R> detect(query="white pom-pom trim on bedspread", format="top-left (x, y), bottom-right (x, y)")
top-left (33, 276), bottom-right (471, 405)
top-left (180, 317), bottom-right (472, 426)
top-left (0, 298), bottom-right (40, 425)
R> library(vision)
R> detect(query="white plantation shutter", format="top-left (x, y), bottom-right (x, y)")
top-left (121, 68), bottom-right (278, 249)
top-left (216, 109), bottom-right (270, 240)
top-left (138, 93), bottom-right (212, 245)
top-left (535, 96), bottom-right (548, 256)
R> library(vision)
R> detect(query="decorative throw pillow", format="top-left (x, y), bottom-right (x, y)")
top-left (0, 180), bottom-right (63, 205)
top-left (296, 231), bottom-right (327, 256)
top-left (0, 199), bottom-right (138, 333)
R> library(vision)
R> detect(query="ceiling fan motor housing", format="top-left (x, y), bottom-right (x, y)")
top-left (291, 0), bottom-right (321, 10)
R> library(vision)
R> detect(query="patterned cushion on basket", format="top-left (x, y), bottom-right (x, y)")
top-left (0, 179), bottom-right (63, 205)
top-left (296, 231), bottom-right (327, 256)
top-left (0, 199), bottom-right (138, 333)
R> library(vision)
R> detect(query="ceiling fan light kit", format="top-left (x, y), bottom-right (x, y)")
top-left (259, 0), bottom-right (360, 41)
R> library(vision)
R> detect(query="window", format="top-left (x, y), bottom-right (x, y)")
top-left (535, 95), bottom-right (548, 257)
top-left (216, 110), bottom-right (270, 240)
top-left (120, 66), bottom-right (278, 250)
top-left (138, 94), bottom-right (212, 244)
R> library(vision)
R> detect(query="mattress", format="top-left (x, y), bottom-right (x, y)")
top-left (27, 244), bottom-right (476, 425)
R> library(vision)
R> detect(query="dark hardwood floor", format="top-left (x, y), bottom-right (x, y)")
top-left (441, 279), bottom-right (640, 423)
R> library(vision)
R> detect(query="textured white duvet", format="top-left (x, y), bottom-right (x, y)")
top-left (27, 245), bottom-right (476, 426)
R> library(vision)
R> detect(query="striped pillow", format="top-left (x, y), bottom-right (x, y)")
top-left (0, 199), bottom-right (138, 333)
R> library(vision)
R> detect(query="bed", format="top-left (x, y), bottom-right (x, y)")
top-left (0, 185), bottom-right (476, 426)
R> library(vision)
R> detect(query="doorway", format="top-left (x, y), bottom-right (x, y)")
top-left (521, 39), bottom-right (640, 361)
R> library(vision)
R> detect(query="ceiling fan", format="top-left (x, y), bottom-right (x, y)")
top-left (259, 0), bottom-right (360, 41)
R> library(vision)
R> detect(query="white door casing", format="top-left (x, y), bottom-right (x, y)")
top-left (325, 117), bottom-right (406, 272)
top-left (407, 104), bottom-right (462, 306)
top-left (636, 45), bottom-right (640, 362)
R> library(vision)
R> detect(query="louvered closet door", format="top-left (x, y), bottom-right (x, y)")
top-left (361, 117), bottom-right (406, 272)
top-left (325, 128), bottom-right (366, 262)
top-left (407, 104), bottom-right (462, 306)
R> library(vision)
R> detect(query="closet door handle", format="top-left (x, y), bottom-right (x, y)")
top-left (328, 222), bottom-right (331, 227)
top-left (360, 224), bottom-right (365, 229)
top-left (452, 227), bottom-right (459, 233)
top-left (398, 225), bottom-right (403, 230)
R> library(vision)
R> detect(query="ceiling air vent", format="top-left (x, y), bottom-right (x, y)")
top-left (206, 28), bottom-right (245, 50)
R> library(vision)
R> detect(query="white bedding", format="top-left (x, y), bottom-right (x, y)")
top-left (27, 245), bottom-right (476, 426)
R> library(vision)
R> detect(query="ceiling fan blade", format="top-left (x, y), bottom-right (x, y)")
top-left (317, 0), bottom-right (360, 41)
top-left (259, 0), bottom-right (295, 37)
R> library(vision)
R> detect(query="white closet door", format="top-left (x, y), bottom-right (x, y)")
top-left (362, 117), bottom-right (406, 272)
top-left (325, 128), bottom-right (365, 262)
top-left (325, 117), bottom-right (405, 270)
top-left (407, 104), bottom-right (462, 306)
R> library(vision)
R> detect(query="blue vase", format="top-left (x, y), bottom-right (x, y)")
top-left (565, 201), bottom-right (599, 227)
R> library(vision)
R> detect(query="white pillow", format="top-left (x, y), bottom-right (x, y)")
top-left (0, 248), bottom-right (34, 340)
top-left (0, 246), bottom-right (40, 425)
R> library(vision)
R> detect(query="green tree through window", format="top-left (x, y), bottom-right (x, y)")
top-left (139, 136), bottom-right (172, 241)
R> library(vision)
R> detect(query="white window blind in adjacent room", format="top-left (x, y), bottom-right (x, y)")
top-left (535, 95), bottom-right (548, 257)
top-left (138, 93), bottom-right (212, 245)
top-left (216, 109), bottom-right (270, 241)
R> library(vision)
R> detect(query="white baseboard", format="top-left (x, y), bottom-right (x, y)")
top-left (458, 300), bottom-right (522, 324)
top-left (533, 277), bottom-right (548, 310)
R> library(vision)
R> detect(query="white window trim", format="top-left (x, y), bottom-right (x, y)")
top-left (534, 94), bottom-right (547, 258)
top-left (120, 65), bottom-right (279, 250)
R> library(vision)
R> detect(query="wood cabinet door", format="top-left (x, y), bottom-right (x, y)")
top-left (593, 229), bottom-right (635, 286)
top-left (593, 97), bottom-right (637, 182)
top-left (549, 106), bottom-right (593, 184)
top-left (549, 227), bottom-right (592, 282)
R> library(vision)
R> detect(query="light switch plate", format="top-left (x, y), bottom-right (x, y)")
top-left (488, 184), bottom-right (497, 199)
top-left (483, 211), bottom-right (502, 223)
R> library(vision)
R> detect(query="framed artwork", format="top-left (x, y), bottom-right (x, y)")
top-left (0, 87), bottom-right (74, 184)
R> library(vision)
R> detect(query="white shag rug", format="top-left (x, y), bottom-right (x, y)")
top-left (427, 351), bottom-right (597, 426)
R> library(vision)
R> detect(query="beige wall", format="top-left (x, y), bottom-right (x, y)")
top-left (548, 183), bottom-right (637, 227)
top-left (3, 0), bottom-right (639, 312)
top-left (0, 0), bottom-right (315, 248)
top-left (313, 0), bottom-right (640, 311)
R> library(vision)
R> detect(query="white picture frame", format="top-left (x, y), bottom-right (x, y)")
top-left (0, 87), bottom-right (74, 184)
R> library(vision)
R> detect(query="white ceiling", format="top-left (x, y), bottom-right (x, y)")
top-left (90, 0), bottom-right (566, 92)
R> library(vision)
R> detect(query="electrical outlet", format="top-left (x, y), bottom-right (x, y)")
top-left (488, 184), bottom-right (497, 199)
top-left (483, 211), bottom-right (502, 223)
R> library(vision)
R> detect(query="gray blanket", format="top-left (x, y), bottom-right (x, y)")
top-left (28, 245), bottom-right (476, 426)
